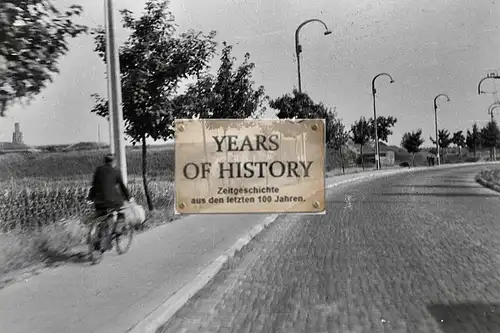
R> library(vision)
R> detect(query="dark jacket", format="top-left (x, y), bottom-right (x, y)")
top-left (88, 164), bottom-right (131, 210)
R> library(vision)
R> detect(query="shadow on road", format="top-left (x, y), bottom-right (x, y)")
top-left (42, 247), bottom-right (90, 267)
top-left (380, 192), bottom-right (499, 198)
top-left (389, 184), bottom-right (480, 189)
top-left (427, 303), bottom-right (500, 333)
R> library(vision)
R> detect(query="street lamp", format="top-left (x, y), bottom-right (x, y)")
top-left (488, 102), bottom-right (500, 122)
top-left (433, 93), bottom-right (450, 166)
top-left (478, 74), bottom-right (500, 95)
top-left (371, 73), bottom-right (394, 170)
top-left (295, 19), bottom-right (332, 93)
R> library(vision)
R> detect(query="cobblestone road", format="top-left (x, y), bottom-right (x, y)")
top-left (159, 166), bottom-right (500, 333)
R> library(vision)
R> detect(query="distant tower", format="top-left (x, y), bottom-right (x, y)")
top-left (12, 122), bottom-right (23, 145)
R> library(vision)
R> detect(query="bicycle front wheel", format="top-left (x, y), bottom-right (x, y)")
top-left (115, 219), bottom-right (133, 255)
top-left (87, 223), bottom-right (103, 265)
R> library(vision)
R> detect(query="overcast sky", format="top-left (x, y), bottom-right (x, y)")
top-left (1, 0), bottom-right (499, 146)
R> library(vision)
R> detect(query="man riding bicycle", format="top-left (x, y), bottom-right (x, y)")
top-left (87, 154), bottom-right (133, 252)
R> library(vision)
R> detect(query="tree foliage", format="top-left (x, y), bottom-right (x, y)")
top-left (327, 115), bottom-right (349, 150)
top-left (270, 89), bottom-right (341, 142)
top-left (91, 0), bottom-right (217, 143)
top-left (368, 116), bottom-right (398, 143)
top-left (430, 129), bottom-right (452, 149)
top-left (430, 129), bottom-right (452, 163)
top-left (451, 130), bottom-right (465, 155)
top-left (90, 0), bottom-right (217, 210)
top-left (452, 130), bottom-right (465, 148)
top-left (174, 42), bottom-right (267, 125)
top-left (401, 129), bottom-right (424, 166)
top-left (480, 120), bottom-right (500, 160)
top-left (350, 117), bottom-right (371, 170)
top-left (270, 89), bottom-right (327, 119)
top-left (480, 120), bottom-right (500, 149)
top-left (466, 123), bottom-right (481, 158)
top-left (0, 0), bottom-right (88, 115)
top-left (326, 115), bottom-right (349, 173)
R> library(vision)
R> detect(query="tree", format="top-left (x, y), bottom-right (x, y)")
top-left (270, 90), bottom-right (340, 166)
top-left (173, 42), bottom-right (268, 187)
top-left (174, 42), bottom-right (267, 121)
top-left (430, 129), bottom-right (452, 163)
top-left (327, 116), bottom-right (349, 174)
top-left (368, 116), bottom-right (398, 143)
top-left (401, 129), bottom-right (424, 166)
top-left (451, 130), bottom-right (465, 156)
top-left (90, 0), bottom-right (217, 210)
top-left (480, 120), bottom-right (500, 160)
top-left (0, 0), bottom-right (88, 115)
top-left (270, 89), bottom-right (328, 119)
top-left (466, 123), bottom-right (481, 159)
top-left (350, 117), bottom-right (371, 170)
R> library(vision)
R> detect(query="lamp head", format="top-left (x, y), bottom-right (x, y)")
top-left (324, 30), bottom-right (332, 35)
top-left (390, 79), bottom-right (395, 84)
top-left (446, 97), bottom-right (450, 102)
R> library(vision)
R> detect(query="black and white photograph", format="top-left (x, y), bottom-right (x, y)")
top-left (1, 0), bottom-right (500, 332)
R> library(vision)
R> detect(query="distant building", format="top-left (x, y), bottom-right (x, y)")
top-left (362, 151), bottom-right (395, 166)
top-left (12, 122), bottom-right (23, 145)
top-left (0, 122), bottom-right (40, 154)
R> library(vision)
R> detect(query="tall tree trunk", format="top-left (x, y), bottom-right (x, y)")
top-left (141, 134), bottom-right (154, 211)
top-left (412, 153), bottom-right (415, 167)
top-left (201, 119), bottom-right (211, 191)
top-left (340, 146), bottom-right (345, 175)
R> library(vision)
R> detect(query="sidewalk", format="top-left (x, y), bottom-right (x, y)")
top-left (0, 162), bottom-right (497, 333)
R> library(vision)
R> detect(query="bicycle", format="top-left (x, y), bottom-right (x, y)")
top-left (85, 200), bottom-right (135, 265)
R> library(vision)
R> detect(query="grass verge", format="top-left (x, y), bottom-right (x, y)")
top-left (475, 168), bottom-right (500, 193)
top-left (0, 205), bottom-right (177, 289)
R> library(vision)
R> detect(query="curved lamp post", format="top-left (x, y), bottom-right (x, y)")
top-left (295, 19), bottom-right (331, 93)
top-left (371, 73), bottom-right (394, 170)
top-left (488, 102), bottom-right (500, 122)
top-left (478, 74), bottom-right (500, 95)
top-left (433, 93), bottom-right (450, 166)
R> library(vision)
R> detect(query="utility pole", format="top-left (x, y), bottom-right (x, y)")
top-left (104, 0), bottom-right (114, 153)
top-left (104, 0), bottom-right (127, 183)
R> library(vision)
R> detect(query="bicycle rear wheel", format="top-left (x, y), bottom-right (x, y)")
top-left (87, 223), bottom-right (103, 265)
top-left (115, 219), bottom-right (133, 254)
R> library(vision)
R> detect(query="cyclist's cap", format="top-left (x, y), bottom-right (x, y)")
top-left (104, 154), bottom-right (115, 163)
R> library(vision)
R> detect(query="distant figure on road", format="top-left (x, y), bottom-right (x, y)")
top-left (87, 154), bottom-right (132, 250)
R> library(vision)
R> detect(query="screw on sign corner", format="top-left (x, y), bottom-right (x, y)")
top-left (178, 201), bottom-right (186, 210)
top-left (177, 124), bottom-right (185, 132)
top-left (312, 200), bottom-right (321, 209)
top-left (311, 124), bottom-right (318, 131)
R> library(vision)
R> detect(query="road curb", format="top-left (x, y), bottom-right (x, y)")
top-left (127, 213), bottom-right (279, 333)
top-left (129, 161), bottom-right (500, 333)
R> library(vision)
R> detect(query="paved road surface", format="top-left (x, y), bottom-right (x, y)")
top-left (0, 170), bottom-right (376, 333)
top-left (160, 166), bottom-right (500, 333)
